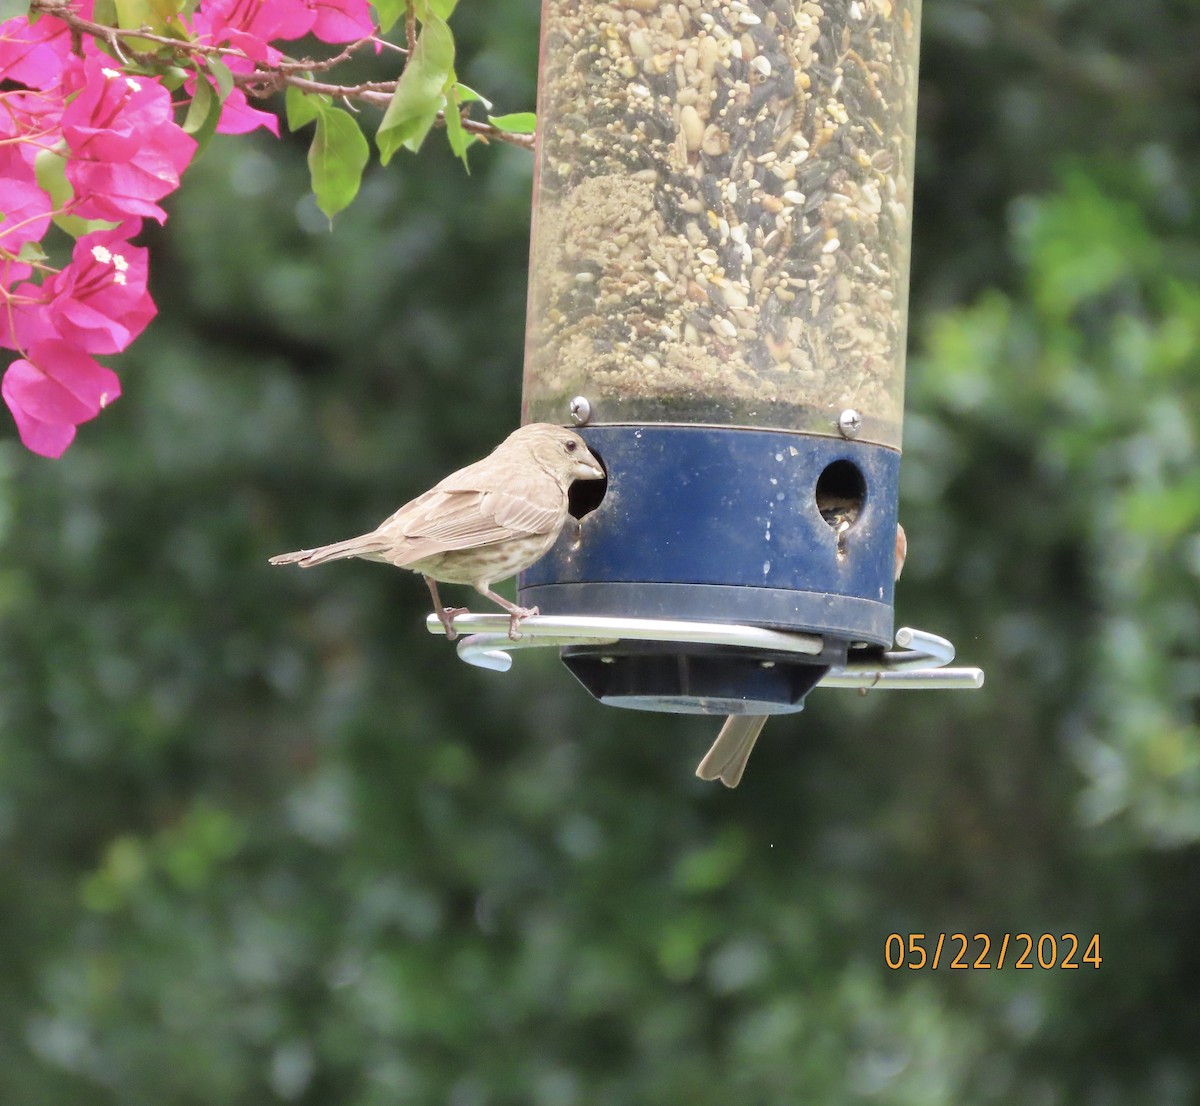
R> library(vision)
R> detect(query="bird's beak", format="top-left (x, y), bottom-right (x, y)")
top-left (575, 453), bottom-right (604, 481)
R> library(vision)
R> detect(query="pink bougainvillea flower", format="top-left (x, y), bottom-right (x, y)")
top-left (61, 58), bottom-right (153, 161)
top-left (192, 0), bottom-right (374, 55)
top-left (68, 148), bottom-right (195, 222)
top-left (9, 232), bottom-right (155, 355)
top-left (2, 338), bottom-right (120, 458)
top-left (61, 58), bottom-right (196, 222)
top-left (192, 0), bottom-right (312, 58)
top-left (187, 0), bottom-right (375, 134)
top-left (215, 85), bottom-right (282, 134)
top-left (0, 261), bottom-right (34, 351)
top-left (0, 257), bottom-right (32, 292)
top-left (61, 55), bottom-right (191, 163)
top-left (183, 54), bottom-right (281, 136)
top-left (0, 0), bottom-right (380, 457)
top-left (0, 147), bottom-right (54, 250)
top-left (308, 0), bottom-right (374, 44)
top-left (0, 84), bottom-right (67, 175)
top-left (0, 12), bottom-right (76, 90)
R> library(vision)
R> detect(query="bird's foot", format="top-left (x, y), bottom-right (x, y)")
top-left (506, 605), bottom-right (539, 641)
top-left (438, 606), bottom-right (472, 641)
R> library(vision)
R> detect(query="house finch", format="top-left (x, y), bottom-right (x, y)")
top-left (695, 523), bottom-right (908, 788)
top-left (269, 423), bottom-right (604, 640)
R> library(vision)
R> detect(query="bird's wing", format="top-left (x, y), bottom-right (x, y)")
top-left (377, 484), bottom-right (561, 566)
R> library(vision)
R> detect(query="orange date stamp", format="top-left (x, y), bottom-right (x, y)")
top-left (885, 932), bottom-right (1102, 970)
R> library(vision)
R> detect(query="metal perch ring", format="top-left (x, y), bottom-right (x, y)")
top-left (425, 613), bottom-right (984, 690)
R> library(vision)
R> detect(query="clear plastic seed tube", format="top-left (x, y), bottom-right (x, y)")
top-left (523, 0), bottom-right (920, 447)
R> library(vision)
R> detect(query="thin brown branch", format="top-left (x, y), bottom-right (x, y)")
top-left (33, 0), bottom-right (225, 58)
top-left (278, 75), bottom-right (536, 149)
top-left (256, 74), bottom-right (398, 99)
top-left (273, 36), bottom-right (401, 76)
top-left (25, 0), bottom-right (537, 151)
top-left (405, 2), bottom-right (417, 56)
top-left (458, 114), bottom-right (535, 150)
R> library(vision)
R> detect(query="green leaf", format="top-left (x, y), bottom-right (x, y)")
top-left (286, 84), bottom-right (327, 131)
top-left (376, 14), bottom-right (454, 164)
top-left (147, 0), bottom-right (188, 26)
top-left (206, 57), bottom-right (235, 103)
top-left (113, 0), bottom-right (169, 49)
top-left (34, 147), bottom-right (72, 211)
top-left (91, 0), bottom-right (118, 26)
top-left (182, 71), bottom-right (222, 152)
top-left (33, 147), bottom-right (113, 238)
top-left (114, 0), bottom-right (163, 30)
top-left (17, 240), bottom-right (48, 265)
top-left (487, 111), bottom-right (536, 135)
top-left (454, 82), bottom-right (492, 110)
top-left (372, 0), bottom-right (406, 34)
top-left (157, 65), bottom-right (192, 92)
top-left (427, 0), bottom-right (458, 16)
top-left (443, 83), bottom-right (476, 169)
top-left (309, 106), bottom-right (370, 220)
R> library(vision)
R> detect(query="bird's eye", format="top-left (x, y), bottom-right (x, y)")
top-left (565, 440), bottom-right (577, 452)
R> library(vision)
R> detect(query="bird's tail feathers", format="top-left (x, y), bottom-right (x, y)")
top-left (696, 714), bottom-right (768, 788)
top-left (268, 534), bottom-right (392, 568)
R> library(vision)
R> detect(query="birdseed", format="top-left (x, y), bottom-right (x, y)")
top-left (522, 0), bottom-right (919, 446)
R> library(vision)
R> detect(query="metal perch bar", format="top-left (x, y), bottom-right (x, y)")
top-left (813, 624), bottom-right (983, 687)
top-left (426, 613), bottom-right (823, 673)
top-left (820, 668), bottom-right (985, 690)
top-left (425, 614), bottom-right (983, 689)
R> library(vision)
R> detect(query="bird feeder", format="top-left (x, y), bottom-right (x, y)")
top-left (433, 0), bottom-right (982, 714)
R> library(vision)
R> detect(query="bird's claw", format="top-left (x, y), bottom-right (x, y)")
top-left (439, 606), bottom-right (472, 641)
top-left (506, 605), bottom-right (539, 641)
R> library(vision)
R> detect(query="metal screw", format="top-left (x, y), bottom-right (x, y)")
top-left (569, 396), bottom-right (592, 426)
top-left (838, 408), bottom-right (862, 439)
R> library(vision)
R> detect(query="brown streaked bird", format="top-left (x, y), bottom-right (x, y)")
top-left (269, 423), bottom-right (604, 640)
top-left (696, 523), bottom-right (908, 788)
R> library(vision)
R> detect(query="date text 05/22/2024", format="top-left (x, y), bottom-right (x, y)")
top-left (885, 933), bottom-right (1102, 971)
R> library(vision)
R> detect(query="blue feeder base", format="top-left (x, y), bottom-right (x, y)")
top-left (519, 424), bottom-right (900, 713)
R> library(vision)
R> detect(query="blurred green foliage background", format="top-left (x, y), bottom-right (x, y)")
top-left (2, 0), bottom-right (1199, 1102)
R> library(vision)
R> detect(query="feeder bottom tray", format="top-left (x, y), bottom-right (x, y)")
top-left (560, 640), bottom-right (844, 714)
